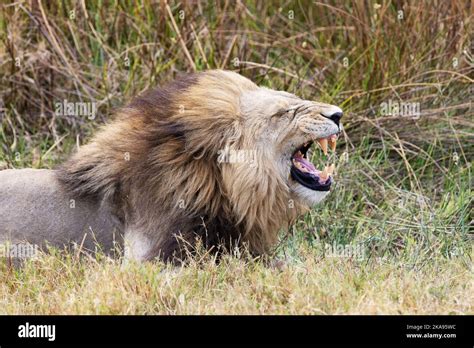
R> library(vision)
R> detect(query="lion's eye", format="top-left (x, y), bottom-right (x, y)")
top-left (289, 105), bottom-right (306, 120)
top-left (272, 109), bottom-right (289, 118)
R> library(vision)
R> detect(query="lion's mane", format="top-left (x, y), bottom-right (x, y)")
top-left (58, 70), bottom-right (303, 262)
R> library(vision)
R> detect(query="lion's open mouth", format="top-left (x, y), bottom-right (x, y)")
top-left (290, 134), bottom-right (338, 192)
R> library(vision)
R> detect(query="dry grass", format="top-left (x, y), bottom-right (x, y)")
top-left (1, 249), bottom-right (472, 315)
top-left (0, 1), bottom-right (472, 314)
top-left (1, 1), bottom-right (472, 146)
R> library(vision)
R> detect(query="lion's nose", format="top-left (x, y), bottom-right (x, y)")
top-left (327, 111), bottom-right (343, 126)
top-left (321, 107), bottom-right (343, 127)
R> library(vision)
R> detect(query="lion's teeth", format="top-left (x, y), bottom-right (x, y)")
top-left (293, 161), bottom-right (306, 172)
top-left (328, 163), bottom-right (335, 175)
top-left (320, 166), bottom-right (329, 179)
top-left (329, 135), bottom-right (337, 152)
top-left (318, 138), bottom-right (328, 155)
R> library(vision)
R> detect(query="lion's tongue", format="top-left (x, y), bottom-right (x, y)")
top-left (293, 153), bottom-right (318, 174)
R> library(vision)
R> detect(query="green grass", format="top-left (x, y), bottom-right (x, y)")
top-left (0, 0), bottom-right (472, 314)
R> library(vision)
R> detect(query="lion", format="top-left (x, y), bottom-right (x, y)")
top-left (0, 70), bottom-right (343, 263)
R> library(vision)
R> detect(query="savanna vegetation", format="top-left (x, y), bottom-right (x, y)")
top-left (0, 0), bottom-right (472, 314)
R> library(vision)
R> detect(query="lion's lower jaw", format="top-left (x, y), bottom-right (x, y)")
top-left (291, 183), bottom-right (331, 206)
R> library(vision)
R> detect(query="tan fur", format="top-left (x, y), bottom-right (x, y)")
top-left (53, 70), bottom-right (343, 262)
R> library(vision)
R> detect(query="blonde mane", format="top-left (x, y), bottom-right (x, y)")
top-left (59, 70), bottom-right (311, 261)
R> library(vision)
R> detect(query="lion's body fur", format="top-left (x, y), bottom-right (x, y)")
top-left (0, 169), bottom-right (122, 254)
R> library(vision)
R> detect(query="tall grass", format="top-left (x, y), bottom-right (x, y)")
top-left (0, 1), bottom-right (472, 314)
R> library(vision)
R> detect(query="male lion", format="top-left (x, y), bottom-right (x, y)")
top-left (0, 70), bottom-right (343, 263)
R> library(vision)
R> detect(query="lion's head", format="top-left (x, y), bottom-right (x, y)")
top-left (59, 70), bottom-right (343, 261)
top-left (233, 73), bottom-right (342, 206)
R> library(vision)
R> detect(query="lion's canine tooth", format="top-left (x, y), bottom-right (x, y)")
top-left (329, 135), bottom-right (337, 152)
top-left (318, 138), bottom-right (328, 155)
top-left (328, 163), bottom-right (335, 175)
top-left (320, 166), bottom-right (329, 179)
